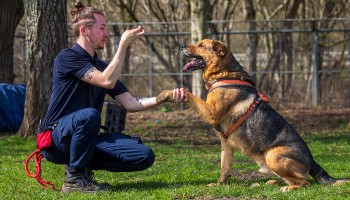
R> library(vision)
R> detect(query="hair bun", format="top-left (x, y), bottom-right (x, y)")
top-left (75, 2), bottom-right (84, 10)
top-left (71, 2), bottom-right (85, 17)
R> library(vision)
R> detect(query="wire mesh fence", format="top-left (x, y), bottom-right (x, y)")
top-left (14, 19), bottom-right (350, 109)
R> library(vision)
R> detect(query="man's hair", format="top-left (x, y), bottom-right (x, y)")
top-left (70, 2), bottom-right (105, 37)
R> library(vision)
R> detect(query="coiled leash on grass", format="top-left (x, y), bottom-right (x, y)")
top-left (24, 149), bottom-right (55, 190)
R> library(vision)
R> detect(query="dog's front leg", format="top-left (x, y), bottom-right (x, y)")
top-left (185, 91), bottom-right (223, 126)
top-left (207, 137), bottom-right (234, 187)
top-left (218, 137), bottom-right (234, 184)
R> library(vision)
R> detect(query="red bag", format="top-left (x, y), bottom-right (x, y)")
top-left (36, 130), bottom-right (53, 150)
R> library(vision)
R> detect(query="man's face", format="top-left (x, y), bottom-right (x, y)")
top-left (86, 14), bottom-right (109, 50)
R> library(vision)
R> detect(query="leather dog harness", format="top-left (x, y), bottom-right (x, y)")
top-left (209, 79), bottom-right (269, 138)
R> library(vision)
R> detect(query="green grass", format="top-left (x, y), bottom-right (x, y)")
top-left (0, 131), bottom-right (349, 200)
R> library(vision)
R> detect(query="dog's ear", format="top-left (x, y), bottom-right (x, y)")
top-left (212, 40), bottom-right (226, 57)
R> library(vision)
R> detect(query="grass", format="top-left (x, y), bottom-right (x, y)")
top-left (0, 131), bottom-right (349, 200)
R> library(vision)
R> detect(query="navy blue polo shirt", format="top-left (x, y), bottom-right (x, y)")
top-left (42, 43), bottom-right (128, 127)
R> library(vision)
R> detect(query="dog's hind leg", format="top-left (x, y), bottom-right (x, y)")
top-left (258, 163), bottom-right (283, 185)
top-left (265, 146), bottom-right (310, 192)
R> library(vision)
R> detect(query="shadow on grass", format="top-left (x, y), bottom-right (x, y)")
top-left (108, 179), bottom-right (215, 192)
top-left (106, 176), bottom-right (325, 194)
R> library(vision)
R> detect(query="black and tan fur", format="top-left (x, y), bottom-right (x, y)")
top-left (156, 39), bottom-right (348, 192)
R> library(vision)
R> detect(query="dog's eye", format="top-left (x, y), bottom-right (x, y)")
top-left (198, 44), bottom-right (205, 48)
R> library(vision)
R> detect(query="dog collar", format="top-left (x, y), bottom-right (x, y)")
top-left (209, 79), bottom-right (255, 92)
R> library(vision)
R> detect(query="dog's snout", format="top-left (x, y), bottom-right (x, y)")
top-left (180, 44), bottom-right (186, 49)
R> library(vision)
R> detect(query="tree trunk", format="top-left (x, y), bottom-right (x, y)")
top-left (0, 0), bottom-right (24, 83)
top-left (283, 0), bottom-right (302, 93)
top-left (18, 0), bottom-right (67, 137)
top-left (258, 0), bottom-right (301, 97)
top-left (316, 0), bottom-right (339, 106)
top-left (244, 0), bottom-right (258, 82)
top-left (190, 0), bottom-right (210, 99)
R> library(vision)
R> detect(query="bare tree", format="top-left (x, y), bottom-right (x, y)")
top-left (19, 0), bottom-right (67, 137)
top-left (283, 0), bottom-right (302, 94)
top-left (258, 0), bottom-right (302, 99)
top-left (0, 0), bottom-right (24, 83)
top-left (209, 0), bottom-right (239, 43)
top-left (311, 0), bottom-right (349, 107)
top-left (244, 0), bottom-right (258, 82)
top-left (96, 0), bottom-right (192, 95)
top-left (190, 0), bottom-right (211, 99)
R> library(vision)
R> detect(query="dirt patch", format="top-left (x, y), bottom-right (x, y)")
top-left (279, 108), bottom-right (350, 135)
top-left (124, 108), bottom-right (350, 144)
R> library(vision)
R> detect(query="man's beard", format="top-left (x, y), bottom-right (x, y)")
top-left (97, 42), bottom-right (105, 50)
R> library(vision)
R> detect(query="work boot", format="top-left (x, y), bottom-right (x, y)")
top-left (61, 168), bottom-right (109, 193)
top-left (84, 168), bottom-right (110, 189)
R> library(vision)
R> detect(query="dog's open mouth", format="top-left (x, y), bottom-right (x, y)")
top-left (182, 58), bottom-right (206, 71)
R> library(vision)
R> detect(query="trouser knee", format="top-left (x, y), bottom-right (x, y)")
top-left (77, 108), bottom-right (101, 136)
top-left (138, 147), bottom-right (155, 170)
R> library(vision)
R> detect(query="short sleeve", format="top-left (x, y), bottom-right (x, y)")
top-left (107, 80), bottom-right (129, 98)
top-left (55, 49), bottom-right (93, 79)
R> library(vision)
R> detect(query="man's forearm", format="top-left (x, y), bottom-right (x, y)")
top-left (101, 47), bottom-right (126, 87)
top-left (133, 96), bottom-right (159, 111)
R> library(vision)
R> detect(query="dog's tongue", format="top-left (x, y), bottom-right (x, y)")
top-left (182, 59), bottom-right (202, 71)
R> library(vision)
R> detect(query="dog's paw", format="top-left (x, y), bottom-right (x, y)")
top-left (206, 183), bottom-right (219, 187)
top-left (250, 182), bottom-right (260, 187)
top-left (279, 185), bottom-right (301, 192)
top-left (266, 180), bottom-right (280, 185)
top-left (156, 90), bottom-right (173, 103)
top-left (206, 180), bottom-right (227, 187)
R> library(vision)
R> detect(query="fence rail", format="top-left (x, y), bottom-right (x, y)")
top-left (14, 19), bottom-right (350, 108)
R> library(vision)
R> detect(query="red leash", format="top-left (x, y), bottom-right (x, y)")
top-left (24, 149), bottom-right (55, 190)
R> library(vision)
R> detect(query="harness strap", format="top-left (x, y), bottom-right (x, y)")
top-left (24, 149), bottom-right (55, 190)
top-left (209, 79), bottom-right (269, 138)
top-left (220, 98), bottom-right (261, 138)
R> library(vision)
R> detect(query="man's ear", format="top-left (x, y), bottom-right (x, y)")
top-left (80, 26), bottom-right (88, 36)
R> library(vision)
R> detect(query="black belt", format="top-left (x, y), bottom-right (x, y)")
top-left (37, 123), bottom-right (57, 133)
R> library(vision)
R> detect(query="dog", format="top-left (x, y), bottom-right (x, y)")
top-left (156, 39), bottom-right (349, 192)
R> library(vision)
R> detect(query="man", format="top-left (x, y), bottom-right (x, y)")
top-left (39, 2), bottom-right (187, 193)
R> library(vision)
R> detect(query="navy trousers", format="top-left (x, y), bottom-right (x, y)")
top-left (42, 108), bottom-right (155, 172)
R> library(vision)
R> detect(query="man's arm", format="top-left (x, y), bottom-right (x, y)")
top-left (81, 26), bottom-right (144, 89)
top-left (115, 88), bottom-right (188, 112)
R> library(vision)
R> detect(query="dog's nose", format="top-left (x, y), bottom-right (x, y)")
top-left (180, 45), bottom-right (185, 49)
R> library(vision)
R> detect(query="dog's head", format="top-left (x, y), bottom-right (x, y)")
top-left (181, 39), bottom-right (253, 84)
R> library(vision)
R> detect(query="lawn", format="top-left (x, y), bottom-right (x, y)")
top-left (0, 129), bottom-right (349, 199)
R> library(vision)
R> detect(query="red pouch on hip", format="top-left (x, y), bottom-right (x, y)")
top-left (36, 130), bottom-right (53, 150)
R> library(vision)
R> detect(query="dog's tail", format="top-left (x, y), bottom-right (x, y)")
top-left (309, 160), bottom-right (349, 185)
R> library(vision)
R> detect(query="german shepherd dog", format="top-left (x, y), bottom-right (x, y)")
top-left (156, 39), bottom-right (348, 192)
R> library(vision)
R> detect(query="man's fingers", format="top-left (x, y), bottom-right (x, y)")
top-left (171, 88), bottom-right (188, 102)
top-left (180, 88), bottom-right (188, 101)
top-left (180, 88), bottom-right (185, 100)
